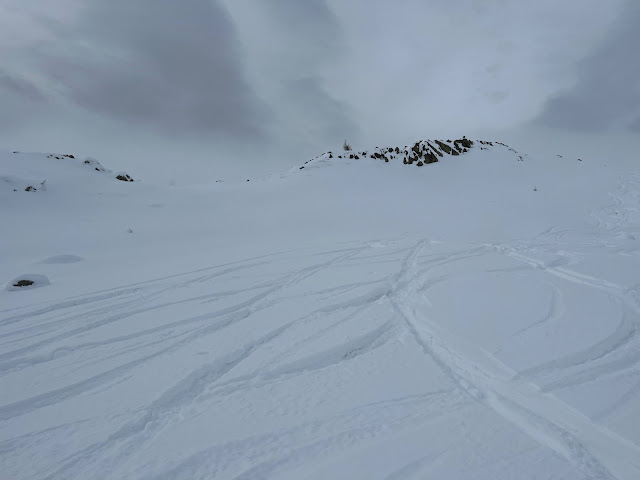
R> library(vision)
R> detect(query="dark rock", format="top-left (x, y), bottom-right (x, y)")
top-left (417, 161), bottom-right (424, 166)
top-left (13, 280), bottom-right (34, 287)
top-left (425, 152), bottom-right (439, 163)
top-left (25, 186), bottom-right (36, 192)
top-left (434, 140), bottom-right (452, 154)
top-left (427, 142), bottom-right (443, 157)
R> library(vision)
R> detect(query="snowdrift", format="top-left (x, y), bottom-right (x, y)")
top-left (1, 141), bottom-right (639, 479)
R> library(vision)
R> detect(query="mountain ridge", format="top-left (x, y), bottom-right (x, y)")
top-left (298, 137), bottom-right (539, 173)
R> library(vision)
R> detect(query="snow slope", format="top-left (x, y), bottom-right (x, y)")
top-left (1, 142), bottom-right (640, 479)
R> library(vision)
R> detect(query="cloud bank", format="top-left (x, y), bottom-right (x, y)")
top-left (0, 0), bottom-right (635, 180)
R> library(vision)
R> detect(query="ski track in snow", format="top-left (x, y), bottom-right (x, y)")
top-left (2, 171), bottom-right (640, 478)
top-left (0, 248), bottom-right (368, 421)
top-left (388, 240), bottom-right (640, 480)
top-left (3, 235), bottom-right (640, 478)
top-left (2, 235), bottom-right (640, 478)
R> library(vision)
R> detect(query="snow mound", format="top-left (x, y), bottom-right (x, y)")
top-left (6, 273), bottom-right (50, 291)
top-left (296, 137), bottom-right (537, 172)
top-left (0, 151), bottom-right (135, 195)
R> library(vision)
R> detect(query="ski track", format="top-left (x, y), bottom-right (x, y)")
top-left (7, 245), bottom-right (398, 478)
top-left (2, 171), bottom-right (640, 480)
top-left (141, 390), bottom-right (464, 480)
top-left (387, 240), bottom-right (640, 480)
top-left (507, 283), bottom-right (563, 340)
top-left (493, 243), bottom-right (640, 394)
top-left (45, 317), bottom-right (400, 480)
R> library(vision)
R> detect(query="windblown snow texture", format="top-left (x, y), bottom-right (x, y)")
top-left (1, 144), bottom-right (639, 479)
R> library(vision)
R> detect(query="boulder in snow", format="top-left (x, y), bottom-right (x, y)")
top-left (7, 274), bottom-right (51, 291)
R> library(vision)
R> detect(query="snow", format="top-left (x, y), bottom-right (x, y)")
top-left (1, 142), bottom-right (640, 479)
top-left (5, 274), bottom-right (51, 292)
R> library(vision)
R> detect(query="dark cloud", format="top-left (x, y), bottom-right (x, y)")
top-left (0, 72), bottom-right (49, 129)
top-left (259, 0), bottom-right (357, 145)
top-left (284, 76), bottom-right (355, 141)
top-left (34, 0), bottom-right (267, 138)
top-left (0, 72), bottom-right (46, 103)
top-left (536, 2), bottom-right (640, 132)
top-left (219, 0), bottom-right (355, 152)
top-left (266, 0), bottom-right (341, 55)
top-left (4, 0), bottom-right (634, 182)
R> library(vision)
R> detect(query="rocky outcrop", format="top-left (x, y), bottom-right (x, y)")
top-left (298, 136), bottom-right (529, 171)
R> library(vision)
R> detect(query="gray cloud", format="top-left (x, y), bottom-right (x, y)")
top-left (34, 0), bottom-right (267, 138)
top-left (0, 0), bottom-right (635, 182)
top-left (0, 72), bottom-right (49, 129)
top-left (265, 0), bottom-right (341, 60)
top-left (220, 0), bottom-right (356, 150)
top-left (0, 73), bottom-right (46, 103)
top-left (284, 76), bottom-right (354, 140)
top-left (536, 2), bottom-right (640, 133)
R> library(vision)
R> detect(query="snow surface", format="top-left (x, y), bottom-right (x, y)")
top-left (1, 144), bottom-right (640, 479)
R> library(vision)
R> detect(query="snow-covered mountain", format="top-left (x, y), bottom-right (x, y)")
top-left (1, 141), bottom-right (639, 479)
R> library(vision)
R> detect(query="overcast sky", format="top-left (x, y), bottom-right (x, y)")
top-left (0, 0), bottom-right (637, 182)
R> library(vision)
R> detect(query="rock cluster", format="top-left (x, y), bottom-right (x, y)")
top-left (296, 137), bottom-right (534, 173)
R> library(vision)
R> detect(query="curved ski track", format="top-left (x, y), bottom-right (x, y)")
top-left (1, 169), bottom-right (640, 479)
